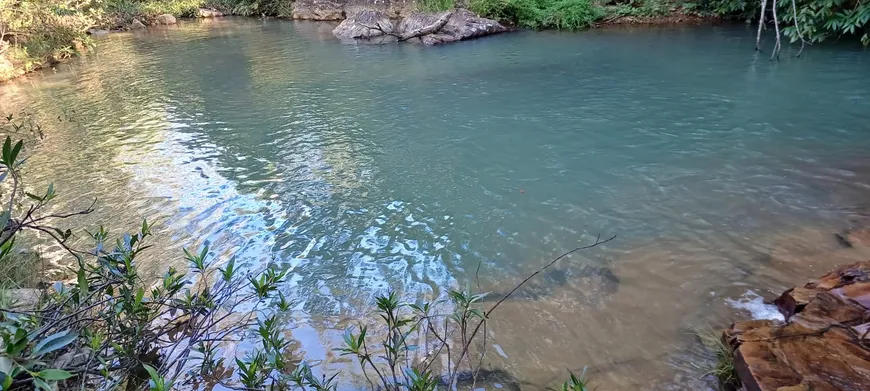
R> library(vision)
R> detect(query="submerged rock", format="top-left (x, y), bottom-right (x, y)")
top-left (131, 19), bottom-right (147, 30)
top-left (155, 14), bottom-right (177, 25)
top-left (723, 261), bottom-right (870, 391)
top-left (332, 10), bottom-right (393, 39)
top-left (396, 9), bottom-right (506, 45)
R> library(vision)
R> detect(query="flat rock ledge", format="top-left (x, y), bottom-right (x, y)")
top-left (723, 260), bottom-right (870, 391)
top-left (332, 8), bottom-right (506, 45)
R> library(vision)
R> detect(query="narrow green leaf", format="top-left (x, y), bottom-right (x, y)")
top-left (2, 137), bottom-right (11, 165)
top-left (32, 377), bottom-right (51, 391)
top-left (32, 331), bottom-right (77, 356)
top-left (9, 141), bottom-right (22, 166)
top-left (135, 287), bottom-right (145, 306)
top-left (38, 368), bottom-right (73, 381)
top-left (142, 364), bottom-right (159, 381)
top-left (77, 267), bottom-right (88, 299)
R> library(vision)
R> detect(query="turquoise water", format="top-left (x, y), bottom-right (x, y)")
top-left (2, 18), bottom-right (870, 389)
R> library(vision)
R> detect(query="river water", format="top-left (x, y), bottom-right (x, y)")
top-left (2, 18), bottom-right (870, 390)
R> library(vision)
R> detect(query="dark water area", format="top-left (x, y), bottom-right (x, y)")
top-left (2, 18), bottom-right (870, 390)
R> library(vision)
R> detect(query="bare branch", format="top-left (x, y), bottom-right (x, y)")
top-left (771, 0), bottom-right (782, 60)
top-left (31, 197), bottom-right (96, 223)
top-left (790, 0), bottom-right (809, 57)
top-left (756, 0), bottom-right (768, 51)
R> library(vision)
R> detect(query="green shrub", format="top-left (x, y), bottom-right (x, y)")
top-left (224, 0), bottom-right (292, 17)
top-left (417, 0), bottom-right (456, 12)
top-left (1, 0), bottom-right (96, 74)
top-left (102, 0), bottom-right (204, 24)
top-left (601, 0), bottom-right (671, 19)
top-left (469, 0), bottom-right (608, 29)
top-left (469, 0), bottom-right (545, 28)
top-left (542, 0), bottom-right (605, 29)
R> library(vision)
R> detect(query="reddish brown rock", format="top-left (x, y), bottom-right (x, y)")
top-left (724, 261), bottom-right (870, 391)
top-left (810, 261), bottom-right (870, 290)
top-left (774, 287), bottom-right (822, 319)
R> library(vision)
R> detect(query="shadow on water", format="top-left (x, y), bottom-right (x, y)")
top-left (480, 264), bottom-right (620, 307)
top-left (450, 368), bottom-right (524, 391)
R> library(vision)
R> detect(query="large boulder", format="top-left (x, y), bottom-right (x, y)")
top-left (332, 10), bottom-right (394, 39)
top-left (131, 19), bottom-right (147, 30)
top-left (197, 8), bottom-right (224, 18)
top-left (396, 8), bottom-right (506, 45)
top-left (155, 14), bottom-right (177, 25)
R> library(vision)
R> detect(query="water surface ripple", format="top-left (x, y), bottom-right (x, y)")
top-left (2, 18), bottom-right (870, 390)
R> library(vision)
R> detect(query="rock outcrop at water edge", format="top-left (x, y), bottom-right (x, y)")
top-left (155, 14), bottom-right (178, 25)
top-left (197, 8), bottom-right (224, 18)
top-left (723, 260), bottom-right (870, 391)
top-left (332, 10), bottom-right (394, 39)
top-left (397, 9), bottom-right (506, 44)
top-left (332, 8), bottom-right (506, 44)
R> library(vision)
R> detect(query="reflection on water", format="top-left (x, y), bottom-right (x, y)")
top-left (2, 18), bottom-right (870, 390)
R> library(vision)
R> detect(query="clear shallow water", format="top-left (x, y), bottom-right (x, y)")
top-left (2, 18), bottom-right (870, 390)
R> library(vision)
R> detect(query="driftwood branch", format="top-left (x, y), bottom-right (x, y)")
top-left (359, 21), bottom-right (401, 39)
top-left (398, 11), bottom-right (453, 41)
top-left (359, 10), bottom-right (454, 42)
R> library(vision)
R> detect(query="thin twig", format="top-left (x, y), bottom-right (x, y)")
top-left (31, 198), bottom-right (96, 222)
top-left (449, 234), bottom-right (616, 384)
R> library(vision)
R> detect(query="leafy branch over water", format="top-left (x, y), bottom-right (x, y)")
top-left (0, 127), bottom-right (614, 391)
